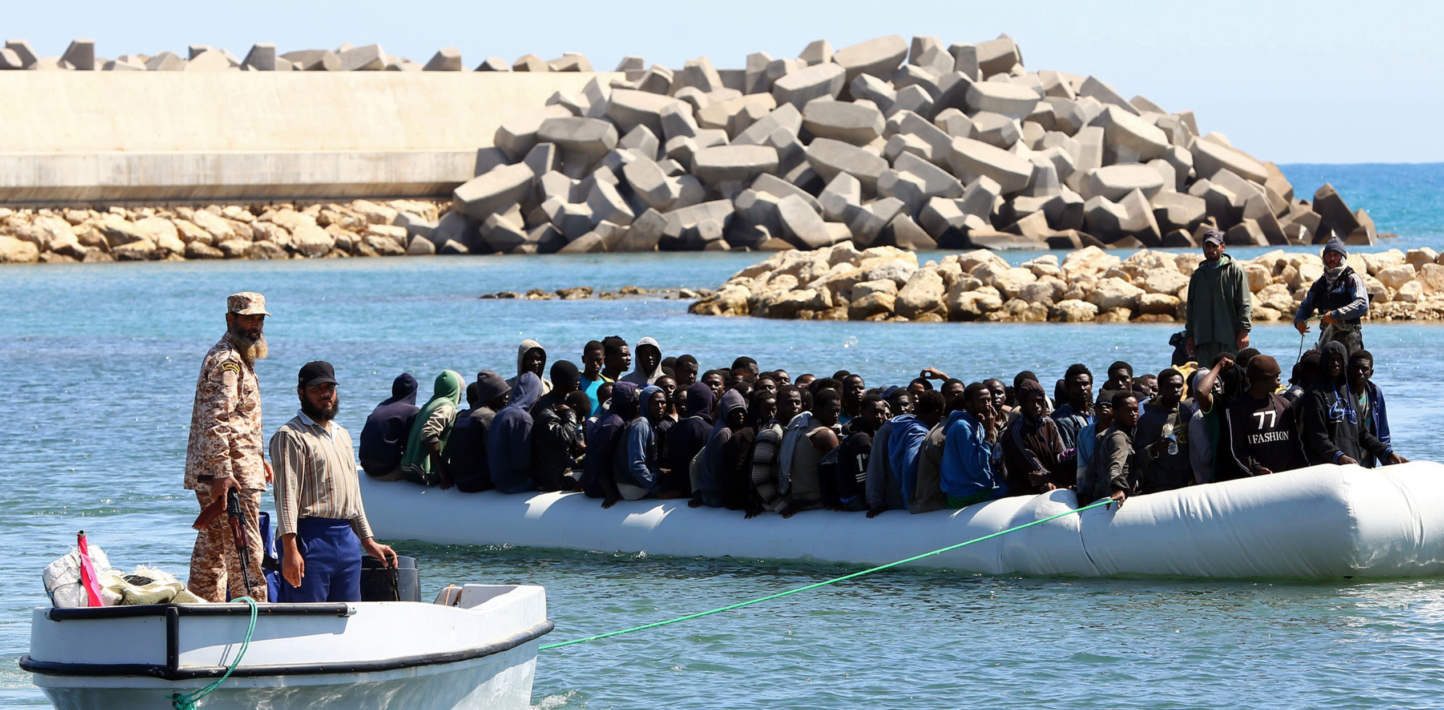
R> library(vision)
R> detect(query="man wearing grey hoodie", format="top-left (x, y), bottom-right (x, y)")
top-left (507, 339), bottom-right (553, 396)
top-left (1185, 230), bottom-right (1252, 367)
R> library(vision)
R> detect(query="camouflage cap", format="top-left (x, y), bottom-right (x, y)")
top-left (227, 292), bottom-right (271, 317)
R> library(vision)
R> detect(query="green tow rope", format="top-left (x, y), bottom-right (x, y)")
top-left (168, 596), bottom-right (258, 710)
top-left (540, 499), bottom-right (1114, 651)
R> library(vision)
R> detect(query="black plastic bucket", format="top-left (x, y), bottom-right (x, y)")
top-left (359, 555), bottom-right (420, 602)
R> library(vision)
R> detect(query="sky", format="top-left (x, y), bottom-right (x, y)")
top-left (7, 0), bottom-right (1440, 164)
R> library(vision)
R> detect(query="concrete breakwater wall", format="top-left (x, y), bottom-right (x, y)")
top-left (0, 72), bottom-right (612, 203)
top-left (688, 245), bottom-right (1444, 323)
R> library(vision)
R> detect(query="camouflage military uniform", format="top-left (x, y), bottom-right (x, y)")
top-left (185, 293), bottom-right (270, 602)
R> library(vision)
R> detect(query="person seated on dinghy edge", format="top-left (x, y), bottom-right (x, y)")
top-left (488, 372), bottom-right (541, 494)
top-left (1347, 350), bottom-right (1392, 468)
top-left (835, 394), bottom-right (885, 512)
top-left (401, 370), bottom-right (464, 487)
top-left (693, 389), bottom-right (748, 509)
top-left (614, 384), bottom-right (685, 501)
top-left (358, 373), bottom-right (419, 482)
top-left (446, 370), bottom-right (509, 493)
top-left (750, 384), bottom-right (806, 518)
top-left (1299, 342), bottom-right (1406, 467)
top-left (272, 361), bottom-right (398, 603)
top-left (734, 390), bottom-right (775, 519)
top-left (889, 390), bottom-right (945, 514)
top-left (940, 383), bottom-right (1007, 509)
top-left (905, 390), bottom-right (958, 515)
top-left (1221, 355), bottom-right (1304, 479)
top-left (532, 388), bottom-right (589, 493)
top-left (1135, 368), bottom-right (1193, 494)
top-left (1000, 379), bottom-right (1071, 496)
top-left (1074, 392), bottom-right (1114, 505)
top-left (778, 387), bottom-right (842, 513)
top-left (1094, 391), bottom-right (1139, 508)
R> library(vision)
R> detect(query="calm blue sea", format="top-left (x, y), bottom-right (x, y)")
top-left (3, 163), bottom-right (1444, 709)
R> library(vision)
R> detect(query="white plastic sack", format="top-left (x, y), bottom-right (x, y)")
top-left (43, 544), bottom-right (114, 608)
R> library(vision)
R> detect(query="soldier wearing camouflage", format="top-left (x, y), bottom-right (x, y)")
top-left (185, 292), bottom-right (271, 602)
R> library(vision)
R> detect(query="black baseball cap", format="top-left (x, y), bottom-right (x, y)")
top-left (298, 361), bottom-right (338, 387)
top-left (1202, 229), bottom-right (1225, 247)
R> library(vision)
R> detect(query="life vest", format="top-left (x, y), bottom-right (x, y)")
top-left (1306, 266), bottom-right (1365, 325)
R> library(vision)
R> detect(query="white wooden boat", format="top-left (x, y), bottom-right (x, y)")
top-left (21, 584), bottom-right (551, 710)
top-left (360, 462), bottom-right (1444, 579)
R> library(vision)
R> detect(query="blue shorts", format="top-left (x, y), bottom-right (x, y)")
top-left (279, 517), bottom-right (362, 603)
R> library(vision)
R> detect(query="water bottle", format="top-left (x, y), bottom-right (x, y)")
top-left (1162, 424), bottom-right (1179, 456)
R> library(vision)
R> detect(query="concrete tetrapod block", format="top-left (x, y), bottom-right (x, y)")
top-left (0, 48), bottom-right (23, 70)
top-left (964, 81), bottom-right (1040, 120)
top-left (1083, 164), bottom-right (1166, 201)
top-left (958, 175), bottom-right (1002, 220)
top-left (798, 39), bottom-right (833, 66)
top-left (242, 43), bottom-right (277, 71)
top-left (969, 112), bottom-right (1022, 149)
top-left (877, 170), bottom-right (929, 216)
top-left (618, 209), bottom-right (666, 252)
top-left (975, 34), bottom-right (1022, 77)
top-left (495, 105), bottom-right (574, 161)
top-left (744, 51), bottom-right (773, 94)
top-left (340, 44), bottom-right (386, 71)
top-left (734, 104), bottom-right (803, 145)
top-left (622, 159), bottom-right (682, 212)
top-left (889, 85), bottom-right (934, 119)
top-left (844, 198), bottom-right (905, 248)
top-left (185, 50), bottom-right (232, 72)
top-left (281, 49), bottom-right (339, 71)
top-left (145, 52), bottom-right (186, 72)
top-left (777, 194), bottom-right (835, 249)
top-left (802, 100), bottom-right (886, 145)
top-left (771, 62), bottom-right (845, 109)
top-left (608, 89), bottom-right (688, 136)
top-left (1091, 106), bottom-right (1169, 163)
top-left (850, 74), bottom-right (897, 115)
top-left (832, 35), bottom-right (908, 84)
top-left (949, 43), bottom-right (980, 81)
top-left (805, 138), bottom-right (890, 195)
top-left (933, 108), bottom-right (973, 138)
top-left (1151, 192), bottom-right (1207, 233)
top-left (480, 213), bottom-right (529, 253)
top-left (549, 53), bottom-right (593, 73)
top-left (1312, 183), bottom-right (1360, 239)
top-left (62, 39), bottom-right (95, 71)
top-left (1023, 156), bottom-right (1061, 198)
top-left (680, 56), bottom-right (725, 93)
top-left (820, 173), bottom-right (863, 222)
top-left (691, 145), bottom-right (780, 189)
top-left (619, 125), bottom-right (661, 160)
top-left (475, 57), bottom-right (510, 72)
top-left (888, 110), bottom-right (954, 165)
top-left (752, 173), bottom-right (822, 212)
top-left (587, 180), bottom-right (635, 227)
top-left (538, 117), bottom-right (620, 176)
top-left (1190, 138), bottom-right (1269, 183)
top-left (1078, 76), bottom-right (1140, 115)
top-left (1118, 189), bottom-right (1163, 246)
top-left (894, 152), bottom-right (964, 199)
top-left (513, 54), bottom-right (549, 72)
top-left (946, 137), bottom-right (1032, 194)
top-left (4, 40), bottom-right (38, 69)
top-left (424, 47), bottom-right (463, 71)
top-left (453, 163), bottom-right (536, 222)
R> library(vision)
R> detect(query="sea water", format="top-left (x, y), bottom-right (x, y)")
top-left (3, 164), bottom-right (1444, 708)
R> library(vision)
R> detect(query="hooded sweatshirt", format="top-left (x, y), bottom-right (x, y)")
top-left (488, 372), bottom-right (542, 493)
top-left (620, 337), bottom-right (665, 386)
top-left (613, 383), bottom-right (662, 494)
top-left (359, 373), bottom-right (420, 475)
top-left (888, 415), bottom-right (931, 506)
top-left (506, 339), bottom-right (554, 396)
top-left (446, 371), bottom-right (510, 493)
top-left (939, 410), bottom-right (1007, 501)
top-left (531, 391), bottom-right (583, 492)
top-left (667, 383), bottom-right (715, 495)
top-left (401, 371), bottom-right (464, 486)
top-left (1300, 342), bottom-right (1393, 466)
top-left (582, 381), bottom-right (633, 498)
top-left (1186, 253), bottom-right (1251, 347)
top-left (865, 418), bottom-right (905, 511)
top-left (699, 389), bottom-right (746, 502)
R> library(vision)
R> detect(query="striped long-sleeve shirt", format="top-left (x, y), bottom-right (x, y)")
top-left (269, 412), bottom-right (374, 540)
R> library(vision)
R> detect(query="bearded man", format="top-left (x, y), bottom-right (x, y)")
top-left (271, 361), bottom-right (398, 602)
top-left (184, 292), bottom-right (272, 602)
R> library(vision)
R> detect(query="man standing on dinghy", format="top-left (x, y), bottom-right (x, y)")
top-left (1186, 230), bottom-right (1252, 367)
top-left (271, 361), bottom-right (398, 602)
top-left (184, 292), bottom-right (272, 603)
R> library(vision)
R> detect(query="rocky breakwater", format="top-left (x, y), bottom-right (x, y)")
top-left (450, 33), bottom-right (1378, 255)
top-left (689, 245), bottom-right (1444, 323)
top-left (0, 199), bottom-right (452, 263)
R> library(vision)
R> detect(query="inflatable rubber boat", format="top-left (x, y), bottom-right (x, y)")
top-left (361, 462), bottom-right (1444, 579)
top-left (21, 584), bottom-right (551, 710)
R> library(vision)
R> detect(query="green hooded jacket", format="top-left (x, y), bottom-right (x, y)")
top-left (1186, 254), bottom-right (1251, 346)
top-left (401, 370), bottom-right (464, 486)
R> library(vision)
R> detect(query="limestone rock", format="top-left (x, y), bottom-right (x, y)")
top-left (0, 236), bottom-right (40, 263)
top-left (894, 268), bottom-right (946, 319)
top-left (291, 225), bottom-right (336, 257)
top-left (1138, 293), bottom-right (1180, 316)
top-left (1089, 277), bottom-right (1143, 312)
top-left (1051, 299), bottom-right (1098, 322)
top-left (848, 291), bottom-right (896, 321)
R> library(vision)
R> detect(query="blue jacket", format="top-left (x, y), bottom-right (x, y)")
top-left (888, 415), bottom-right (930, 506)
top-left (939, 411), bottom-right (1007, 500)
top-left (1361, 380), bottom-right (1391, 467)
top-left (615, 416), bottom-right (661, 493)
top-left (487, 373), bottom-right (541, 493)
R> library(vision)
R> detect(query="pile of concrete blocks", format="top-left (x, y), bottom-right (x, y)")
top-left (0, 39), bottom-right (599, 73)
top-left (449, 33), bottom-right (1377, 254)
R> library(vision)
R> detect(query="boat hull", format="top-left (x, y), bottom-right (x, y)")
top-left (361, 461), bottom-right (1444, 579)
top-left (24, 586), bottom-right (550, 710)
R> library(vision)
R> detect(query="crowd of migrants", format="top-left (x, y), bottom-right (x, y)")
top-left (359, 332), bottom-right (1407, 516)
